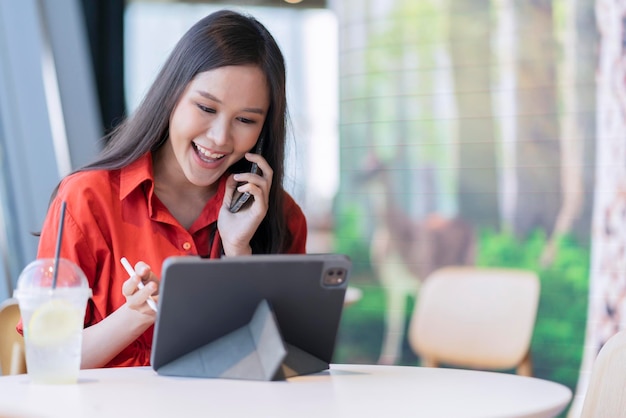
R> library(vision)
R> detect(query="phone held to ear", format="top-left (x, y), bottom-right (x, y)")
top-left (229, 132), bottom-right (265, 213)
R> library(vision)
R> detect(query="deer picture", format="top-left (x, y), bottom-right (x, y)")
top-left (358, 154), bottom-right (476, 365)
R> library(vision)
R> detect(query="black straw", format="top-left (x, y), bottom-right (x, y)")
top-left (52, 201), bottom-right (67, 289)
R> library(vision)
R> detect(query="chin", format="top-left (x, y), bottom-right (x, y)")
top-left (187, 171), bottom-right (224, 189)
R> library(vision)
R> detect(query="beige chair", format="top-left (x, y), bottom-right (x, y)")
top-left (407, 267), bottom-right (540, 376)
top-left (0, 298), bottom-right (27, 375)
top-left (580, 329), bottom-right (626, 418)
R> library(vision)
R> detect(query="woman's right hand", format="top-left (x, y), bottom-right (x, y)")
top-left (121, 261), bottom-right (160, 314)
top-left (81, 261), bottom-right (160, 369)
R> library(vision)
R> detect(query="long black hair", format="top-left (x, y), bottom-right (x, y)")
top-left (60, 10), bottom-right (292, 253)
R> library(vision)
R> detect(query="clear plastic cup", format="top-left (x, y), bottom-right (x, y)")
top-left (13, 258), bottom-right (92, 384)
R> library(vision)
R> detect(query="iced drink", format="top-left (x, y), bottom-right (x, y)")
top-left (14, 258), bottom-right (91, 384)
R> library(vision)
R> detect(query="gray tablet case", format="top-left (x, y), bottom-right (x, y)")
top-left (150, 253), bottom-right (351, 381)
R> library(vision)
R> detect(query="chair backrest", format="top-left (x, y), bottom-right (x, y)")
top-left (580, 329), bottom-right (626, 418)
top-left (0, 298), bottom-right (27, 375)
top-left (408, 266), bottom-right (540, 375)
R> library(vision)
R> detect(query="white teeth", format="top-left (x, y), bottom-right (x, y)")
top-left (194, 142), bottom-right (225, 159)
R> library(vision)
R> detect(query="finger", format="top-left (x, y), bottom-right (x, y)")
top-left (225, 174), bottom-right (238, 192)
top-left (133, 261), bottom-right (151, 278)
top-left (234, 182), bottom-right (267, 209)
top-left (223, 175), bottom-right (239, 208)
top-left (134, 261), bottom-right (159, 286)
top-left (245, 153), bottom-right (273, 180)
top-left (233, 180), bottom-right (262, 195)
top-left (121, 276), bottom-right (140, 297)
top-left (141, 282), bottom-right (159, 312)
top-left (232, 171), bottom-right (262, 185)
top-left (128, 281), bottom-right (157, 312)
top-left (233, 167), bottom-right (271, 193)
top-left (137, 281), bottom-right (157, 298)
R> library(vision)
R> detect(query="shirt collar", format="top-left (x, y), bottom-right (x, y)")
top-left (119, 152), bottom-right (154, 201)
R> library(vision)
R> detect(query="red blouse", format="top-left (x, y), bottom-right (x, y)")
top-left (24, 152), bottom-right (307, 367)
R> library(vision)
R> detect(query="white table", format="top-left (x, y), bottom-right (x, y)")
top-left (0, 364), bottom-right (571, 418)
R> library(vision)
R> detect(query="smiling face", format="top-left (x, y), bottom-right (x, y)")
top-left (160, 65), bottom-right (270, 191)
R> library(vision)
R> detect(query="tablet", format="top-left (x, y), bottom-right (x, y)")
top-left (150, 253), bottom-right (351, 380)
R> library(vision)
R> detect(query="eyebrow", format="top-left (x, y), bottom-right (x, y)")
top-left (196, 90), bottom-right (266, 115)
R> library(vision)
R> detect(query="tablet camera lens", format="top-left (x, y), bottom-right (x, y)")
top-left (323, 268), bottom-right (346, 286)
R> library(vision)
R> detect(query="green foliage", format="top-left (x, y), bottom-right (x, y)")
top-left (334, 281), bottom-right (386, 363)
top-left (332, 204), bottom-right (372, 275)
top-left (334, 279), bottom-right (418, 365)
top-left (478, 228), bottom-right (589, 403)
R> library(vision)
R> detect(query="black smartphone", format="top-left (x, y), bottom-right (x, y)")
top-left (229, 131), bottom-right (265, 213)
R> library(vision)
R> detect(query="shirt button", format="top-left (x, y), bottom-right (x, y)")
top-left (182, 242), bottom-right (192, 251)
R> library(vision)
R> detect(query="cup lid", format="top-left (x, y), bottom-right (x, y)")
top-left (15, 258), bottom-right (89, 290)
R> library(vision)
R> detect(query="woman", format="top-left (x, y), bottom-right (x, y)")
top-left (32, 10), bottom-right (307, 368)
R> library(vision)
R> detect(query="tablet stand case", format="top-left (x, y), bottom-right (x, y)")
top-left (156, 299), bottom-right (328, 381)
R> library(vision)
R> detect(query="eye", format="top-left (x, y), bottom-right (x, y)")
top-left (237, 117), bottom-right (255, 124)
top-left (197, 104), bottom-right (216, 114)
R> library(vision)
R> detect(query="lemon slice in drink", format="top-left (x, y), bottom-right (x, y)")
top-left (28, 300), bottom-right (82, 346)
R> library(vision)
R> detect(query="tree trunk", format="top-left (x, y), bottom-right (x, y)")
top-left (568, 1), bottom-right (626, 416)
top-left (572, 0), bottom-right (598, 244)
top-left (541, 0), bottom-right (597, 266)
top-left (448, 0), bottom-right (499, 229)
top-left (512, 0), bottom-right (561, 237)
top-left (493, 0), bottom-right (517, 232)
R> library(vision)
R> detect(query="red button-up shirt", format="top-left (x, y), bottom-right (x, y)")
top-left (25, 152), bottom-right (307, 367)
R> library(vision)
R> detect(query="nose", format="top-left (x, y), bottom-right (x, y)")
top-left (206, 118), bottom-right (231, 146)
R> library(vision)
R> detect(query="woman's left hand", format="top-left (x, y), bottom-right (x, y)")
top-left (219, 152), bottom-right (273, 255)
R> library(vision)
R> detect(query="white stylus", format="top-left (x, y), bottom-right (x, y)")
top-left (120, 257), bottom-right (158, 312)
